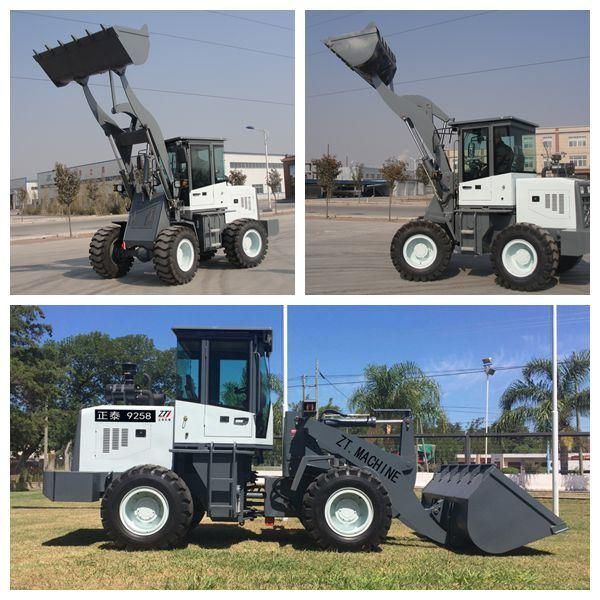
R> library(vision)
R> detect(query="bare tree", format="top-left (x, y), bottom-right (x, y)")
top-left (381, 158), bottom-right (407, 221)
top-left (350, 162), bottom-right (365, 198)
top-left (54, 163), bottom-right (81, 237)
top-left (313, 153), bottom-right (342, 218)
top-left (228, 169), bottom-right (247, 186)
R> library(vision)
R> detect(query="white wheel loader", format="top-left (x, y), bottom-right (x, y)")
top-left (324, 23), bottom-right (589, 291)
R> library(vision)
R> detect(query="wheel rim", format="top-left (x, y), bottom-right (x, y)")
top-left (403, 234), bottom-right (438, 269)
top-left (242, 229), bottom-right (263, 258)
top-left (176, 238), bottom-right (195, 272)
top-left (324, 487), bottom-right (374, 538)
top-left (119, 486), bottom-right (169, 536)
top-left (502, 239), bottom-right (538, 278)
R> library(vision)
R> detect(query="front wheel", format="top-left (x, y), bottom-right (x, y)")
top-left (222, 219), bottom-right (268, 268)
top-left (101, 465), bottom-right (193, 550)
top-left (390, 219), bottom-right (453, 281)
top-left (153, 226), bottom-right (199, 285)
top-left (491, 223), bottom-right (558, 291)
top-left (89, 224), bottom-right (134, 278)
top-left (302, 467), bottom-right (392, 551)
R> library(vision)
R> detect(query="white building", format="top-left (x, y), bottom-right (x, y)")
top-left (10, 178), bottom-right (38, 209)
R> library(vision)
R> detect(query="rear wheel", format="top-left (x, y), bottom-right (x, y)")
top-left (222, 219), bottom-right (268, 268)
top-left (390, 219), bottom-right (453, 281)
top-left (89, 224), bottom-right (133, 278)
top-left (153, 226), bottom-right (199, 285)
top-left (302, 467), bottom-right (392, 551)
top-left (557, 254), bottom-right (582, 273)
top-left (491, 223), bottom-right (558, 291)
top-left (101, 465), bottom-right (193, 550)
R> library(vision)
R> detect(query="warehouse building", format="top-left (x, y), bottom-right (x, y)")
top-left (10, 177), bottom-right (38, 210)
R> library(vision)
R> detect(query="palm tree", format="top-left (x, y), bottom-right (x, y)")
top-left (496, 351), bottom-right (590, 473)
top-left (349, 362), bottom-right (448, 431)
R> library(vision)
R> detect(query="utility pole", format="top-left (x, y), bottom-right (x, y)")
top-left (482, 357), bottom-right (495, 464)
top-left (43, 400), bottom-right (49, 468)
top-left (301, 374), bottom-right (306, 403)
top-left (315, 359), bottom-right (319, 409)
top-left (552, 306), bottom-right (560, 516)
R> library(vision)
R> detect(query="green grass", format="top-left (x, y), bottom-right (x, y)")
top-left (11, 490), bottom-right (589, 590)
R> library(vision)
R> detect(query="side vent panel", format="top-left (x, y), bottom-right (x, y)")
top-left (102, 428), bottom-right (110, 453)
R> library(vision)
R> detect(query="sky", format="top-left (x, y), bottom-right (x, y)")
top-left (39, 305), bottom-right (283, 376)
top-left (10, 10), bottom-right (294, 179)
top-left (288, 305), bottom-right (590, 429)
top-left (306, 10), bottom-right (590, 166)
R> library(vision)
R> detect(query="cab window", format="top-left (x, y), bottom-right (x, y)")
top-left (214, 145), bottom-right (226, 182)
top-left (493, 126), bottom-right (536, 175)
top-left (208, 341), bottom-right (249, 411)
top-left (190, 145), bottom-right (212, 189)
top-left (256, 356), bottom-right (272, 438)
top-left (176, 340), bottom-right (201, 403)
top-left (462, 128), bottom-right (489, 181)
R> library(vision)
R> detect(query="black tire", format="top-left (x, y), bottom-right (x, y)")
top-left (557, 254), bottom-right (582, 273)
top-left (153, 226), bottom-right (199, 285)
top-left (89, 224), bottom-right (134, 278)
top-left (222, 219), bottom-right (268, 268)
top-left (101, 465), bottom-right (193, 550)
top-left (302, 466), bottom-right (392, 551)
top-left (189, 501), bottom-right (206, 530)
top-left (199, 249), bottom-right (217, 262)
top-left (390, 219), bottom-right (453, 281)
top-left (491, 223), bottom-right (559, 291)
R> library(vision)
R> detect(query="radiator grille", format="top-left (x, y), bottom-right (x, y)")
top-left (112, 428), bottom-right (119, 450)
top-left (121, 428), bottom-right (129, 447)
top-left (545, 193), bottom-right (566, 215)
top-left (102, 428), bottom-right (110, 453)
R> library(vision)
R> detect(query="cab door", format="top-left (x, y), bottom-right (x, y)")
top-left (189, 144), bottom-right (214, 208)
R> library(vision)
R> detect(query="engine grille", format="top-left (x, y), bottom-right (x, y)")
top-left (102, 427), bottom-right (130, 452)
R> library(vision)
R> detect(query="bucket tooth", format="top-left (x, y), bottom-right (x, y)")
top-left (422, 464), bottom-right (568, 554)
top-left (324, 22), bottom-right (397, 88)
top-left (33, 24), bottom-right (150, 87)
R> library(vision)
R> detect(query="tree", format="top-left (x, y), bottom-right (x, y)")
top-left (85, 180), bottom-right (101, 213)
top-left (318, 398), bottom-right (341, 418)
top-left (10, 307), bottom-right (63, 469)
top-left (267, 168), bottom-right (282, 202)
top-left (54, 162), bottom-right (81, 237)
top-left (496, 351), bottom-right (590, 473)
top-left (228, 169), bottom-right (247, 186)
top-left (415, 163), bottom-right (430, 187)
top-left (350, 163), bottom-right (365, 197)
top-left (349, 362), bottom-right (447, 431)
top-left (313, 153), bottom-right (342, 218)
top-left (381, 158), bottom-right (408, 221)
top-left (16, 187), bottom-right (28, 211)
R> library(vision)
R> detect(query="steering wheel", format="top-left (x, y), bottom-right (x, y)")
top-left (466, 158), bottom-right (488, 179)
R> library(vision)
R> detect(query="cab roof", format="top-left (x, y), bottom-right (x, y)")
top-left (452, 116), bottom-right (538, 130)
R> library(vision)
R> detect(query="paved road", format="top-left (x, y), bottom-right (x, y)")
top-left (306, 218), bottom-right (590, 295)
top-left (306, 199), bottom-right (428, 220)
top-left (11, 214), bottom-right (294, 295)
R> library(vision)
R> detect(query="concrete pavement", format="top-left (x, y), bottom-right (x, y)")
top-left (306, 198), bottom-right (429, 220)
top-left (306, 218), bottom-right (590, 295)
top-left (11, 213), bottom-right (294, 295)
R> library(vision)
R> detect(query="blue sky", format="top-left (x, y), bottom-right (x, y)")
top-left (288, 306), bottom-right (589, 428)
top-left (39, 305), bottom-right (283, 376)
top-left (306, 10), bottom-right (589, 165)
top-left (11, 10), bottom-right (294, 179)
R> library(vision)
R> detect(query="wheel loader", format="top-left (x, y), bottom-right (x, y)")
top-left (34, 25), bottom-right (278, 285)
top-left (324, 23), bottom-right (590, 291)
top-left (43, 327), bottom-right (567, 554)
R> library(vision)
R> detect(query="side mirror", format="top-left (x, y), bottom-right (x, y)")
top-left (176, 147), bottom-right (187, 164)
top-left (216, 175), bottom-right (229, 184)
top-left (467, 142), bottom-right (475, 158)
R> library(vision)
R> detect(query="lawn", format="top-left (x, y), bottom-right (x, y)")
top-left (10, 490), bottom-right (589, 590)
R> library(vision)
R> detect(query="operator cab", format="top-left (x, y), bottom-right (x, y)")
top-left (452, 117), bottom-right (538, 183)
top-left (166, 137), bottom-right (228, 205)
top-left (173, 327), bottom-right (273, 447)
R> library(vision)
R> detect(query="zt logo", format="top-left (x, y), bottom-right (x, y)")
top-left (336, 434), bottom-right (352, 451)
top-left (157, 410), bottom-right (173, 421)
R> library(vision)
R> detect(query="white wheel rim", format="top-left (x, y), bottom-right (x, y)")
top-left (403, 234), bottom-right (438, 269)
top-left (324, 487), bottom-right (374, 538)
top-left (242, 229), bottom-right (262, 258)
top-left (119, 486), bottom-right (169, 536)
top-left (502, 239), bottom-right (538, 278)
top-left (176, 238), bottom-right (195, 272)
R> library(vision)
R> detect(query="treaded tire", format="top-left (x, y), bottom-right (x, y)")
top-left (189, 501), bottom-right (206, 530)
top-left (390, 219), bottom-right (453, 281)
top-left (153, 226), bottom-right (199, 285)
top-left (491, 223), bottom-right (559, 291)
top-left (222, 219), bottom-right (268, 268)
top-left (302, 466), bottom-right (392, 551)
top-left (89, 224), bottom-right (133, 278)
top-left (101, 465), bottom-right (193, 550)
top-left (557, 254), bottom-right (582, 273)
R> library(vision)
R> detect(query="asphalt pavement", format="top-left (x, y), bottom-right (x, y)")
top-left (306, 198), bottom-right (429, 220)
top-left (305, 218), bottom-right (590, 295)
top-left (11, 213), bottom-right (294, 295)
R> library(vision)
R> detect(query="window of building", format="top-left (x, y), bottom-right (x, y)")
top-left (570, 155), bottom-right (587, 167)
top-left (541, 136), bottom-right (553, 151)
top-left (253, 184), bottom-right (264, 194)
top-left (568, 135), bottom-right (587, 148)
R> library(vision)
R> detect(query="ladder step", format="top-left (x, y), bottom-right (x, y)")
top-left (461, 229), bottom-right (474, 234)
top-left (461, 246), bottom-right (475, 252)
top-left (211, 477), bottom-right (234, 482)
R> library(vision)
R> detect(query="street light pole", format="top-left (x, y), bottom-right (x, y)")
top-left (482, 358), bottom-right (496, 464)
top-left (246, 125), bottom-right (271, 211)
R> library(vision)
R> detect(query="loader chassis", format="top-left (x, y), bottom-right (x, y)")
top-left (34, 25), bottom-right (277, 286)
top-left (324, 23), bottom-right (590, 291)
top-left (42, 327), bottom-right (567, 555)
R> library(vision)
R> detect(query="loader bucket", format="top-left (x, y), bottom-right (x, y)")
top-left (34, 24), bottom-right (149, 87)
top-left (324, 22), bottom-right (396, 88)
top-left (422, 464), bottom-right (568, 554)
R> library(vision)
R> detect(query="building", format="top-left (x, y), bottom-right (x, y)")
top-left (455, 452), bottom-right (590, 473)
top-left (10, 178), bottom-right (38, 210)
top-left (32, 150), bottom-right (290, 205)
top-left (535, 126), bottom-right (590, 178)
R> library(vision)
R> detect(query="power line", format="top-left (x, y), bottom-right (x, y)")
top-left (308, 55), bottom-right (590, 98)
top-left (17, 10), bottom-right (293, 59)
top-left (11, 75), bottom-right (293, 107)
top-left (307, 11), bottom-right (494, 56)
top-left (307, 11), bottom-right (366, 29)
top-left (206, 10), bottom-right (293, 31)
